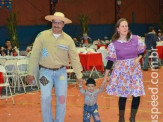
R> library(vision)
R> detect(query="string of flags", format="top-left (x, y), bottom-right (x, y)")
top-left (0, 0), bottom-right (12, 10)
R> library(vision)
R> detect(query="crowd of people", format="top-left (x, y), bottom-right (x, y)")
top-left (0, 40), bottom-right (33, 56)
top-left (0, 11), bottom-right (162, 122)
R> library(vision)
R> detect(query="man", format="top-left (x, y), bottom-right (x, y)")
top-left (143, 26), bottom-right (159, 70)
top-left (26, 12), bottom-right (83, 122)
top-left (4, 40), bottom-right (13, 55)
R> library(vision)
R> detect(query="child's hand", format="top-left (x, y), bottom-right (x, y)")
top-left (78, 79), bottom-right (84, 88)
top-left (103, 77), bottom-right (109, 83)
top-left (79, 81), bottom-right (83, 85)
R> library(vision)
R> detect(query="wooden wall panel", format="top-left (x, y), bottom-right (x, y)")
top-left (0, 0), bottom-right (160, 26)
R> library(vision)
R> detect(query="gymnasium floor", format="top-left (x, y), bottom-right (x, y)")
top-left (0, 67), bottom-right (163, 122)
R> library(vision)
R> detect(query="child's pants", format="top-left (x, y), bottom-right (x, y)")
top-left (83, 104), bottom-right (101, 122)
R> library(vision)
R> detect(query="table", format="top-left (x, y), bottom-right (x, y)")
top-left (97, 45), bottom-right (107, 49)
top-left (79, 53), bottom-right (104, 74)
top-left (0, 56), bottom-right (27, 65)
top-left (0, 72), bottom-right (4, 95)
top-left (156, 46), bottom-right (163, 60)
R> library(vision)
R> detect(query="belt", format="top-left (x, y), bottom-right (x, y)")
top-left (39, 65), bottom-right (65, 71)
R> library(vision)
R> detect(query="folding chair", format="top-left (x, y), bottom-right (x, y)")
top-left (66, 59), bottom-right (78, 88)
top-left (0, 58), bottom-right (6, 66)
top-left (4, 60), bottom-right (18, 93)
top-left (0, 65), bottom-right (15, 104)
top-left (77, 48), bottom-right (87, 53)
top-left (17, 59), bottom-right (39, 92)
top-left (66, 62), bottom-right (75, 80)
top-left (16, 59), bottom-right (28, 93)
top-left (97, 48), bottom-right (108, 67)
top-left (87, 48), bottom-right (95, 53)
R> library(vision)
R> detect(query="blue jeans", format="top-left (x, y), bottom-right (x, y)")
top-left (83, 104), bottom-right (101, 122)
top-left (143, 50), bottom-right (158, 69)
top-left (39, 67), bottom-right (67, 122)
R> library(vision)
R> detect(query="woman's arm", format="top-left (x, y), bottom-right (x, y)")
top-left (134, 52), bottom-right (144, 66)
top-left (103, 60), bottom-right (113, 82)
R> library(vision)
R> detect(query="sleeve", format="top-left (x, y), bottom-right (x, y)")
top-left (138, 52), bottom-right (144, 57)
top-left (106, 60), bottom-right (114, 70)
top-left (79, 85), bottom-right (85, 95)
top-left (96, 81), bottom-right (105, 94)
top-left (68, 38), bottom-right (83, 79)
top-left (106, 43), bottom-right (117, 62)
top-left (138, 37), bottom-right (146, 54)
top-left (27, 33), bottom-right (42, 76)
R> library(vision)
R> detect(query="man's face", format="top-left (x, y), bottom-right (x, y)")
top-left (52, 19), bottom-right (64, 34)
top-left (5, 41), bottom-right (11, 47)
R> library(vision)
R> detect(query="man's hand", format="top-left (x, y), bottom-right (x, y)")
top-left (26, 75), bottom-right (35, 85)
top-left (77, 78), bottom-right (84, 85)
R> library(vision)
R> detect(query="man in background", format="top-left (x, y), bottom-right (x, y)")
top-left (143, 26), bottom-right (159, 70)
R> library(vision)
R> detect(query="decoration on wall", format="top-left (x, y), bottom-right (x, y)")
top-left (50, 0), bottom-right (59, 14)
top-left (79, 14), bottom-right (89, 35)
top-left (115, 0), bottom-right (122, 23)
top-left (0, 0), bottom-right (12, 10)
top-left (6, 12), bottom-right (19, 47)
top-left (79, 14), bottom-right (92, 44)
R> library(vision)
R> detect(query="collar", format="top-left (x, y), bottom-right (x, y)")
top-left (50, 29), bottom-right (64, 38)
top-left (148, 32), bottom-right (154, 34)
top-left (117, 35), bottom-right (132, 43)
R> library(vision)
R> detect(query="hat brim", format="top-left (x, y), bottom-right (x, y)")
top-left (45, 15), bottom-right (72, 24)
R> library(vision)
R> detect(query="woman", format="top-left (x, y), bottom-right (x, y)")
top-left (103, 18), bottom-right (145, 122)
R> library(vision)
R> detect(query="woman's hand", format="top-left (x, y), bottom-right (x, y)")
top-left (134, 55), bottom-right (142, 66)
top-left (134, 57), bottom-right (140, 66)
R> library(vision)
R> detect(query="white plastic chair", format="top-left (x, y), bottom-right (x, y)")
top-left (97, 48), bottom-right (108, 67)
top-left (77, 48), bottom-right (87, 53)
top-left (0, 58), bottom-right (6, 66)
top-left (66, 60), bottom-right (75, 80)
top-left (87, 48), bottom-right (95, 53)
top-left (93, 40), bottom-right (99, 45)
top-left (0, 65), bottom-right (15, 104)
top-left (16, 59), bottom-right (28, 93)
top-left (17, 59), bottom-right (39, 92)
top-left (89, 45), bottom-right (97, 51)
top-left (4, 60), bottom-right (18, 93)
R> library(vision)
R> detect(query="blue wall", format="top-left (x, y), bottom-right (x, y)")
top-left (0, 24), bottom-right (158, 50)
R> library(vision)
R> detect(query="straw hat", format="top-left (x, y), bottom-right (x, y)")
top-left (45, 12), bottom-right (72, 24)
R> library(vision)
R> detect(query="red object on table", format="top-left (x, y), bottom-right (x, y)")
top-left (84, 40), bottom-right (88, 44)
top-left (156, 46), bottom-right (163, 60)
top-left (97, 45), bottom-right (107, 49)
top-left (0, 72), bottom-right (4, 95)
top-left (79, 53), bottom-right (104, 73)
top-left (13, 51), bottom-right (17, 56)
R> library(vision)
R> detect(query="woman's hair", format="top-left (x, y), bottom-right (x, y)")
top-left (111, 18), bottom-right (132, 42)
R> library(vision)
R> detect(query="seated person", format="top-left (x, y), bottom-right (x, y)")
top-left (73, 37), bottom-right (80, 47)
top-left (80, 34), bottom-right (92, 44)
top-left (0, 46), bottom-right (6, 56)
top-left (157, 29), bottom-right (163, 41)
top-left (4, 40), bottom-right (13, 55)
